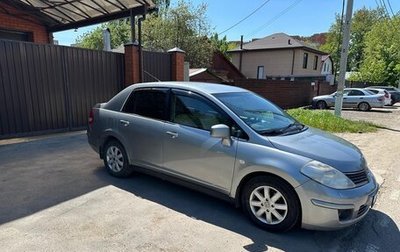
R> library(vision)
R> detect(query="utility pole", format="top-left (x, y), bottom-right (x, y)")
top-left (334, 0), bottom-right (354, 117)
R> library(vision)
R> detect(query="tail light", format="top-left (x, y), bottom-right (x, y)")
top-left (88, 109), bottom-right (94, 126)
top-left (384, 91), bottom-right (389, 98)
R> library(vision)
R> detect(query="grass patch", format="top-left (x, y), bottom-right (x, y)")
top-left (287, 108), bottom-right (378, 133)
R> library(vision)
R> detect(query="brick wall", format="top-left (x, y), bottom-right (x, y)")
top-left (233, 79), bottom-right (336, 109)
top-left (0, 2), bottom-right (50, 43)
top-left (169, 48), bottom-right (185, 81)
top-left (124, 43), bottom-right (140, 86)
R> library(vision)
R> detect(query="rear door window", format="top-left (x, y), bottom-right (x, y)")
top-left (348, 90), bottom-right (365, 96)
top-left (122, 88), bottom-right (168, 120)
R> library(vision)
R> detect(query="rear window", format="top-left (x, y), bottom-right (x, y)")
top-left (364, 90), bottom-right (375, 95)
top-left (122, 89), bottom-right (168, 120)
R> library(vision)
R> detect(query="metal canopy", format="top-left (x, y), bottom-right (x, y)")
top-left (4, 0), bottom-right (155, 32)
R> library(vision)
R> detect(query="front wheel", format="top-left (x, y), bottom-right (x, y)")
top-left (103, 140), bottom-right (133, 178)
top-left (316, 100), bottom-right (327, 110)
top-left (241, 176), bottom-right (300, 232)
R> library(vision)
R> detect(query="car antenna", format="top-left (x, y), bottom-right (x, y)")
top-left (143, 70), bottom-right (161, 82)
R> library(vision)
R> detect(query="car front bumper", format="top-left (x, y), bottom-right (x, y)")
top-left (295, 172), bottom-right (379, 230)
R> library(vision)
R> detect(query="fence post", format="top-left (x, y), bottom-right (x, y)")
top-left (124, 42), bottom-right (140, 86)
top-left (168, 47), bottom-right (185, 81)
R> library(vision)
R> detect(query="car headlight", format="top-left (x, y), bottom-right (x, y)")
top-left (301, 161), bottom-right (356, 189)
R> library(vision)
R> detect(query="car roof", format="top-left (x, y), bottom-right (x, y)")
top-left (128, 81), bottom-right (247, 94)
top-left (344, 88), bottom-right (363, 91)
top-left (369, 86), bottom-right (395, 89)
top-left (365, 87), bottom-right (385, 91)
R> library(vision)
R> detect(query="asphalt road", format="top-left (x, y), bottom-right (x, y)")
top-left (0, 130), bottom-right (399, 252)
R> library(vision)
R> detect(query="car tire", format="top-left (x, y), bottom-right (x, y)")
top-left (241, 176), bottom-right (301, 232)
top-left (103, 140), bottom-right (133, 178)
top-left (358, 102), bottom-right (371, 111)
top-left (316, 100), bottom-right (327, 110)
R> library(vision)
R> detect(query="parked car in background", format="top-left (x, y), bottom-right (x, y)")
top-left (364, 88), bottom-right (392, 106)
top-left (368, 86), bottom-right (400, 105)
top-left (87, 82), bottom-right (379, 232)
top-left (312, 88), bottom-right (385, 111)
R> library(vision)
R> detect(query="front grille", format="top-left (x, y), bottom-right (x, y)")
top-left (345, 170), bottom-right (369, 186)
top-left (357, 204), bottom-right (369, 218)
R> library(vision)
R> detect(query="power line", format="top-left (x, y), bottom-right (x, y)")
top-left (386, 0), bottom-right (396, 17)
top-left (218, 0), bottom-right (271, 35)
top-left (379, 0), bottom-right (391, 19)
top-left (246, 0), bottom-right (303, 38)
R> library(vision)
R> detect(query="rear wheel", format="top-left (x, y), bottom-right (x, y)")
top-left (316, 100), bottom-right (327, 110)
top-left (241, 176), bottom-right (300, 232)
top-left (103, 140), bottom-right (133, 178)
top-left (358, 102), bottom-right (370, 111)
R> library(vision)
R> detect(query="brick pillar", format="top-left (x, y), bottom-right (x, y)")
top-left (168, 47), bottom-right (185, 81)
top-left (124, 43), bottom-right (140, 86)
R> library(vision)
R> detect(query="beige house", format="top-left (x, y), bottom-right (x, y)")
top-left (228, 33), bottom-right (330, 80)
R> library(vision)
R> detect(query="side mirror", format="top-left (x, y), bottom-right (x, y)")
top-left (210, 124), bottom-right (231, 146)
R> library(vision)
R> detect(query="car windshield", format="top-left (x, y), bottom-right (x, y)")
top-left (214, 92), bottom-right (304, 135)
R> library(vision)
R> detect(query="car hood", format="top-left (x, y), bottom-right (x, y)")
top-left (313, 94), bottom-right (332, 100)
top-left (268, 128), bottom-right (366, 173)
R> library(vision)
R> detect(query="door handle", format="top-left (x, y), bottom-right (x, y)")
top-left (120, 119), bottom-right (130, 126)
top-left (166, 131), bottom-right (178, 138)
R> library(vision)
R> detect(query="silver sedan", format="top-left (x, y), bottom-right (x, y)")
top-left (87, 82), bottom-right (378, 232)
top-left (313, 88), bottom-right (385, 111)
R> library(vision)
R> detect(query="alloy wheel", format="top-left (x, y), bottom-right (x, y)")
top-left (106, 146), bottom-right (124, 172)
top-left (249, 186), bottom-right (288, 225)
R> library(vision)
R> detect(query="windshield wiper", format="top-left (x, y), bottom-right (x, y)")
top-left (258, 122), bottom-right (305, 136)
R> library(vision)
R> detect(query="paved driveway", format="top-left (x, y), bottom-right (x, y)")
top-left (0, 131), bottom-right (399, 252)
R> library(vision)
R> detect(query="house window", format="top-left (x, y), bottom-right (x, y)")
top-left (313, 56), bottom-right (318, 70)
top-left (303, 53), bottom-right (308, 69)
top-left (257, 66), bottom-right (265, 79)
top-left (0, 29), bottom-right (33, 42)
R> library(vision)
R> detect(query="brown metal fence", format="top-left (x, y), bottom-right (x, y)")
top-left (143, 50), bottom-right (171, 82)
top-left (0, 39), bottom-right (124, 139)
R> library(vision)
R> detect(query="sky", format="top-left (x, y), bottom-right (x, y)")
top-left (54, 0), bottom-right (400, 46)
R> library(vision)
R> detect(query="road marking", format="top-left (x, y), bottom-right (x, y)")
top-left (389, 190), bottom-right (400, 201)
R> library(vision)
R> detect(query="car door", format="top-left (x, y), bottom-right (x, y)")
top-left (344, 90), bottom-right (365, 108)
top-left (341, 90), bottom-right (351, 108)
top-left (162, 89), bottom-right (239, 192)
top-left (118, 88), bottom-right (168, 168)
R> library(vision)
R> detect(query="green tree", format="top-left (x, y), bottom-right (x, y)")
top-left (320, 7), bottom-right (384, 72)
top-left (76, 1), bottom-right (214, 67)
top-left (210, 33), bottom-right (230, 56)
top-left (76, 20), bottom-right (130, 50)
top-left (142, 1), bottom-right (214, 67)
top-left (356, 17), bottom-right (400, 85)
